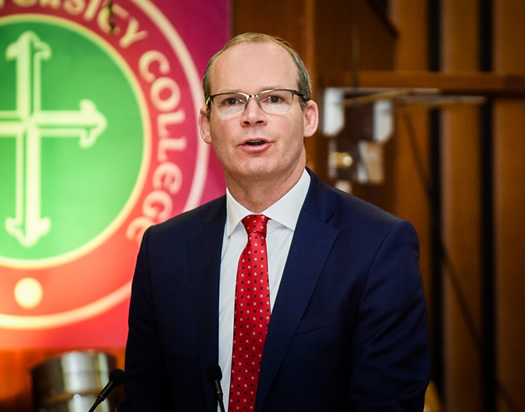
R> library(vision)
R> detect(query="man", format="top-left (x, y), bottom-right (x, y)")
top-left (119, 33), bottom-right (430, 411)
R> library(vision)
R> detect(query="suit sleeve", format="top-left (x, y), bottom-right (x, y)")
top-left (118, 227), bottom-right (173, 411)
top-left (348, 220), bottom-right (431, 411)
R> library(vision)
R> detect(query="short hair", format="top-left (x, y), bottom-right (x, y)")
top-left (202, 33), bottom-right (312, 117)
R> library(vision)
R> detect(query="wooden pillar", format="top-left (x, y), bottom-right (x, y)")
top-left (389, 0), bottom-right (436, 392)
top-left (440, 2), bottom-right (484, 411)
top-left (389, 1), bottom-right (432, 293)
top-left (493, 2), bottom-right (525, 411)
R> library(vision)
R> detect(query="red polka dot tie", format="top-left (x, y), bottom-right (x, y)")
top-left (229, 214), bottom-right (271, 411)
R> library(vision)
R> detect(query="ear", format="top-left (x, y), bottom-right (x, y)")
top-left (199, 106), bottom-right (212, 144)
top-left (303, 100), bottom-right (319, 137)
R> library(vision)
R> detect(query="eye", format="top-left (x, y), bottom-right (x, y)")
top-left (260, 90), bottom-right (289, 105)
top-left (269, 95), bottom-right (284, 104)
top-left (217, 94), bottom-right (246, 107)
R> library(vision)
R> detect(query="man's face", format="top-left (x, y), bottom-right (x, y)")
top-left (199, 42), bottom-right (318, 186)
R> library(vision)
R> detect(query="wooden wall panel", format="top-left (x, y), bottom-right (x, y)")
top-left (388, 0), bottom-right (434, 379)
top-left (493, 99), bottom-right (525, 412)
top-left (231, 0), bottom-right (314, 66)
top-left (441, 106), bottom-right (483, 411)
top-left (390, 1), bottom-right (428, 71)
top-left (388, 0), bottom-right (431, 271)
top-left (493, 2), bottom-right (525, 411)
top-left (440, 1), bottom-right (483, 411)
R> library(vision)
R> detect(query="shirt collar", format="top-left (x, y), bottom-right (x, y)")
top-left (225, 169), bottom-right (311, 236)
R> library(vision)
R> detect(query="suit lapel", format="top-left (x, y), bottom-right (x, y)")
top-left (187, 198), bottom-right (226, 410)
top-left (256, 175), bottom-right (339, 411)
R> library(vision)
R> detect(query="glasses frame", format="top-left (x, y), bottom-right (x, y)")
top-left (205, 88), bottom-right (309, 115)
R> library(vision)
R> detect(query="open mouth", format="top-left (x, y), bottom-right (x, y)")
top-left (245, 140), bottom-right (266, 146)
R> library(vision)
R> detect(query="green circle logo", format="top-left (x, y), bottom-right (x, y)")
top-left (0, 17), bottom-right (146, 264)
top-left (0, 1), bottom-right (219, 343)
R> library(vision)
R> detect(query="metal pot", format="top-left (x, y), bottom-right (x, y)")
top-left (31, 350), bottom-right (118, 412)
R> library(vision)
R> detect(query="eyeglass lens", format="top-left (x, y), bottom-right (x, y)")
top-left (213, 90), bottom-right (297, 115)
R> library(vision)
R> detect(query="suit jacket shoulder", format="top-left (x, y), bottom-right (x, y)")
top-left (148, 194), bottom-right (226, 239)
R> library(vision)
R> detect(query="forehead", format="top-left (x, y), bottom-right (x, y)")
top-left (210, 42), bottom-right (298, 93)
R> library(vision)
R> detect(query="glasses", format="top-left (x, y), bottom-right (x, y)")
top-left (206, 89), bottom-right (308, 116)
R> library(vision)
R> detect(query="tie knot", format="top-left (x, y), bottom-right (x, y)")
top-left (242, 214), bottom-right (269, 236)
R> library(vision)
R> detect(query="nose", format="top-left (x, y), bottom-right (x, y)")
top-left (241, 97), bottom-right (266, 125)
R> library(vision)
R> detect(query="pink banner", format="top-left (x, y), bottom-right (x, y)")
top-left (0, 0), bottom-right (228, 347)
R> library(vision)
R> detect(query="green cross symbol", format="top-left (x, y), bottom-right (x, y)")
top-left (0, 31), bottom-right (107, 248)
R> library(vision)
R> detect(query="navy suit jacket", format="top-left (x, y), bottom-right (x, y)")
top-left (119, 170), bottom-right (430, 411)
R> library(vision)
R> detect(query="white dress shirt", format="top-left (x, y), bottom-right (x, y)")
top-left (217, 169), bottom-right (311, 409)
